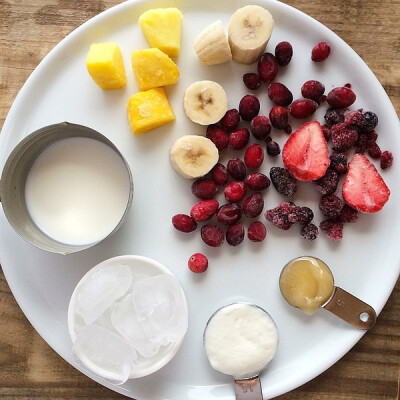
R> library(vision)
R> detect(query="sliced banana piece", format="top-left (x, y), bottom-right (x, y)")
top-left (170, 135), bottom-right (219, 179)
top-left (194, 20), bottom-right (232, 65)
top-left (183, 80), bottom-right (228, 125)
top-left (228, 5), bottom-right (274, 64)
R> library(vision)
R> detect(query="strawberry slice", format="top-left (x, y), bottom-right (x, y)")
top-left (342, 153), bottom-right (390, 213)
top-left (282, 121), bottom-right (330, 181)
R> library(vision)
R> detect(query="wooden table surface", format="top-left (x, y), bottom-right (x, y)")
top-left (1, 1), bottom-right (399, 399)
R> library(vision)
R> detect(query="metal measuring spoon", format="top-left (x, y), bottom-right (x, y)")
top-left (203, 303), bottom-right (279, 400)
top-left (279, 256), bottom-right (376, 330)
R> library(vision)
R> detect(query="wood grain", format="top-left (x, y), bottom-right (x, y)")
top-left (0, 1), bottom-right (399, 399)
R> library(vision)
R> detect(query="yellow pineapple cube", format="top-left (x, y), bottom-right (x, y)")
top-left (127, 88), bottom-right (175, 134)
top-left (138, 8), bottom-right (183, 57)
top-left (86, 43), bottom-right (126, 90)
top-left (131, 48), bottom-right (180, 91)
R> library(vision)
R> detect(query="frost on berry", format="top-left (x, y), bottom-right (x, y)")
top-left (243, 192), bottom-right (264, 218)
top-left (172, 214), bottom-right (197, 232)
top-left (331, 123), bottom-right (358, 152)
top-left (319, 194), bottom-right (343, 219)
top-left (220, 109), bottom-right (240, 132)
top-left (190, 199), bottom-right (219, 222)
top-left (206, 124), bottom-right (229, 151)
top-left (381, 151), bottom-right (393, 169)
top-left (329, 154), bottom-right (348, 174)
top-left (270, 167), bottom-right (297, 197)
top-left (301, 80), bottom-right (325, 103)
top-left (226, 224), bottom-right (245, 246)
top-left (229, 128), bottom-right (250, 150)
top-left (192, 178), bottom-right (218, 199)
top-left (267, 82), bottom-right (293, 106)
top-left (201, 225), bottom-right (224, 247)
top-left (314, 168), bottom-right (339, 195)
top-left (339, 205), bottom-right (358, 223)
top-left (247, 221), bottom-right (267, 242)
top-left (320, 220), bottom-right (343, 241)
top-left (301, 224), bottom-right (319, 240)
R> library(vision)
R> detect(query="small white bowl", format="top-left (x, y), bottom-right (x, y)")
top-left (68, 255), bottom-right (188, 379)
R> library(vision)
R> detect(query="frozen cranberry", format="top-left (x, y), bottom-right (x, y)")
top-left (264, 202), bottom-right (294, 230)
top-left (226, 224), bottom-right (245, 246)
top-left (224, 181), bottom-right (247, 202)
top-left (229, 128), bottom-right (250, 150)
top-left (381, 151), bottom-right (393, 169)
top-left (270, 167), bottom-right (297, 197)
top-left (322, 124), bottom-right (331, 141)
top-left (326, 87), bottom-right (356, 109)
top-left (257, 53), bottom-right (279, 83)
top-left (362, 111), bottom-right (378, 132)
top-left (301, 80), bottom-right (325, 103)
top-left (320, 220), bottom-right (343, 241)
top-left (331, 123), bottom-right (358, 152)
top-left (227, 158), bottom-right (246, 181)
top-left (188, 253), bottom-right (208, 273)
top-left (243, 192), bottom-right (264, 218)
top-left (201, 225), bottom-right (224, 247)
top-left (220, 109), bottom-right (240, 132)
top-left (191, 178), bottom-right (218, 199)
top-left (266, 141), bottom-right (280, 156)
top-left (275, 41), bottom-right (293, 66)
top-left (324, 108), bottom-right (341, 126)
top-left (289, 98), bottom-right (318, 119)
top-left (245, 172), bottom-right (270, 191)
top-left (239, 94), bottom-right (260, 121)
top-left (250, 115), bottom-right (271, 140)
top-left (190, 199), bottom-right (219, 222)
top-left (206, 124), bottom-right (229, 151)
top-left (172, 214), bottom-right (197, 233)
top-left (339, 205), bottom-right (358, 223)
top-left (267, 83), bottom-right (293, 106)
top-left (243, 73), bottom-right (262, 90)
top-left (216, 203), bottom-right (242, 225)
top-left (244, 144), bottom-right (264, 169)
top-left (319, 194), bottom-right (343, 218)
top-left (211, 163), bottom-right (228, 185)
top-left (311, 41), bottom-right (331, 62)
top-left (329, 153), bottom-right (348, 174)
top-left (314, 169), bottom-right (339, 195)
top-left (269, 105), bottom-right (290, 130)
top-left (247, 221), bottom-right (267, 242)
top-left (301, 224), bottom-right (319, 240)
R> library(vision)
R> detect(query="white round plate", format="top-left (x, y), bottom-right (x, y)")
top-left (0, 0), bottom-right (399, 399)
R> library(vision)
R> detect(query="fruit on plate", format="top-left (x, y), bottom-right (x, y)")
top-left (170, 135), bottom-right (219, 179)
top-left (138, 8), bottom-right (183, 57)
top-left (342, 153), bottom-right (390, 213)
top-left (183, 80), bottom-right (228, 125)
top-left (131, 48), bottom-right (180, 91)
top-left (86, 42), bottom-right (126, 89)
top-left (282, 121), bottom-right (330, 181)
top-left (194, 20), bottom-right (232, 65)
top-left (228, 5), bottom-right (274, 64)
top-left (127, 87), bottom-right (175, 134)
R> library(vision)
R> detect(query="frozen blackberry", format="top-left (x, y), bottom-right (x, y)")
top-left (329, 154), bottom-right (348, 174)
top-left (324, 108), bottom-right (341, 126)
top-left (270, 167), bottom-right (297, 197)
top-left (339, 205), bottom-right (358, 223)
top-left (264, 202), bottom-right (294, 230)
top-left (331, 123), bottom-right (358, 152)
top-left (297, 207), bottom-right (314, 225)
top-left (301, 224), bottom-right (319, 240)
top-left (319, 194), bottom-right (343, 218)
top-left (320, 220), bottom-right (343, 241)
top-left (362, 111), bottom-right (378, 132)
top-left (314, 169), bottom-right (339, 195)
top-left (381, 151), bottom-right (393, 169)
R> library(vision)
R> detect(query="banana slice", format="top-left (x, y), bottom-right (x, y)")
top-left (183, 80), bottom-right (228, 125)
top-left (170, 135), bottom-right (219, 179)
top-left (228, 5), bottom-right (274, 64)
top-left (194, 20), bottom-right (232, 65)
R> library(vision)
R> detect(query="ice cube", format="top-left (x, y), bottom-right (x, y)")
top-left (110, 294), bottom-right (160, 358)
top-left (132, 274), bottom-right (188, 345)
top-left (73, 324), bottom-right (136, 385)
top-left (75, 264), bottom-right (132, 325)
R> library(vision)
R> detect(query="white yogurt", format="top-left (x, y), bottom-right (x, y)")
top-left (25, 137), bottom-right (131, 245)
top-left (204, 303), bottom-right (278, 379)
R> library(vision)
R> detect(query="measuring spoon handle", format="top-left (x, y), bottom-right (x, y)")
top-left (234, 376), bottom-right (263, 400)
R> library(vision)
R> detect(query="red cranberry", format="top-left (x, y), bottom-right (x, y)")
top-left (227, 158), bottom-right (247, 181)
top-left (243, 192), bottom-right (264, 218)
top-left (257, 53), bottom-right (279, 83)
top-left (239, 94), bottom-right (260, 121)
top-left (250, 115), bottom-right (271, 140)
top-left (266, 141), bottom-right (280, 156)
top-left (381, 151), bottom-right (393, 169)
top-left (245, 172), bottom-right (270, 191)
top-left (289, 98), bottom-right (318, 119)
top-left (275, 41), bottom-right (293, 66)
top-left (244, 144), bottom-right (264, 169)
top-left (188, 253), bottom-right (208, 273)
top-left (219, 109), bottom-right (240, 132)
top-left (267, 82), bottom-right (293, 106)
top-left (216, 203), bottom-right (243, 225)
top-left (243, 73), bottom-right (262, 90)
top-left (269, 105), bottom-right (290, 130)
top-left (326, 87), bottom-right (356, 109)
top-left (201, 225), bottom-right (224, 247)
top-left (211, 163), bottom-right (228, 185)
top-left (247, 221), bottom-right (267, 242)
top-left (311, 41), bottom-right (331, 62)
top-left (226, 224), bottom-right (245, 246)
top-left (229, 128), bottom-right (250, 150)
top-left (190, 199), bottom-right (219, 222)
top-left (301, 80), bottom-right (325, 103)
top-left (191, 178), bottom-right (218, 199)
top-left (172, 214), bottom-right (197, 233)
top-left (206, 124), bottom-right (229, 151)
top-left (224, 181), bottom-right (247, 202)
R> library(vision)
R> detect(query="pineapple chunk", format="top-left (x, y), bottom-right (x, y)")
top-left (127, 88), bottom-right (175, 134)
top-left (131, 48), bottom-right (180, 91)
top-left (86, 43), bottom-right (126, 89)
top-left (138, 8), bottom-right (183, 57)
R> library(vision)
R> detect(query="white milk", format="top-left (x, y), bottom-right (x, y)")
top-left (25, 137), bottom-right (131, 245)
top-left (204, 303), bottom-right (278, 379)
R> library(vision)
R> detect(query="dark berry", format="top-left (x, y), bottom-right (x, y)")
top-left (216, 203), bottom-right (243, 225)
top-left (226, 224), bottom-right (245, 246)
top-left (211, 163), bottom-right (229, 185)
top-left (355, 133), bottom-right (368, 154)
top-left (229, 128), bottom-right (250, 150)
top-left (362, 111), bottom-right (378, 132)
top-left (243, 192), bottom-right (264, 218)
top-left (267, 82), bottom-right (293, 106)
top-left (301, 80), bottom-right (325, 103)
top-left (220, 109), bottom-right (240, 132)
top-left (188, 253), bottom-right (208, 273)
top-left (331, 123), bottom-right (358, 152)
top-left (298, 207), bottom-right (314, 225)
top-left (172, 214), bottom-right (197, 233)
top-left (275, 41), bottom-right (293, 66)
top-left (206, 124), bottom-right (229, 151)
top-left (250, 115), bottom-right (271, 140)
top-left (243, 73), bottom-right (262, 90)
top-left (269, 105), bottom-right (290, 130)
top-left (324, 108), bottom-right (341, 126)
top-left (344, 83), bottom-right (352, 88)
top-left (245, 172), bottom-right (270, 191)
top-left (247, 221), bottom-right (267, 242)
top-left (239, 94), bottom-right (260, 121)
top-left (201, 225), bottom-right (224, 247)
top-left (339, 205), bottom-right (358, 223)
top-left (381, 151), bottom-right (393, 169)
top-left (319, 194), bottom-right (343, 218)
top-left (270, 167), bottom-right (297, 197)
top-left (224, 181), bottom-right (247, 202)
top-left (367, 142), bottom-right (382, 159)
top-left (329, 153), bottom-right (348, 174)
top-left (314, 169), bottom-right (339, 195)
top-left (326, 87), bottom-right (356, 109)
top-left (190, 199), bottom-right (219, 222)
top-left (257, 53), bottom-right (279, 83)
top-left (284, 125), bottom-right (292, 135)
top-left (244, 144), bottom-right (264, 169)
top-left (289, 98), bottom-right (318, 119)
top-left (227, 158), bottom-right (247, 181)
top-left (191, 178), bottom-right (218, 199)
top-left (264, 202), bottom-right (294, 230)
top-left (320, 220), bottom-right (343, 241)
top-left (266, 141), bottom-right (280, 156)
top-left (287, 205), bottom-right (303, 223)
top-left (322, 124), bottom-right (331, 141)
top-left (301, 224), bottom-right (319, 240)
top-left (311, 41), bottom-right (331, 62)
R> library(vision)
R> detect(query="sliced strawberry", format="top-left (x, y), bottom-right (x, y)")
top-left (282, 121), bottom-right (330, 181)
top-left (342, 154), bottom-right (390, 213)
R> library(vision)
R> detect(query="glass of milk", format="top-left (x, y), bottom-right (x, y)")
top-left (0, 122), bottom-right (133, 254)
